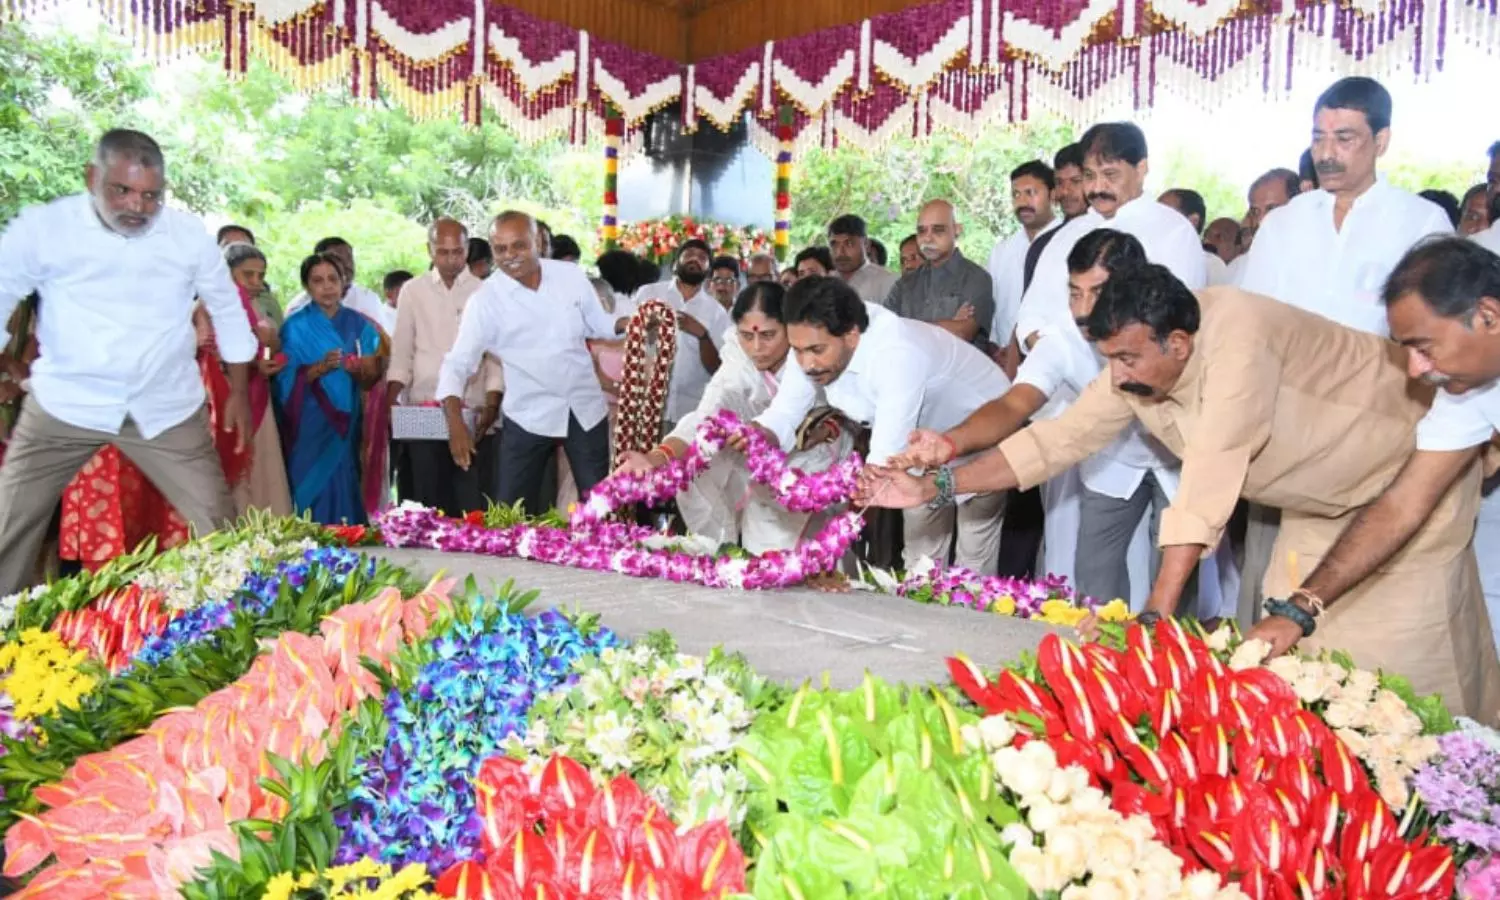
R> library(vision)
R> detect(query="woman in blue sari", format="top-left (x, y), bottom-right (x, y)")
top-left (275, 253), bottom-right (389, 524)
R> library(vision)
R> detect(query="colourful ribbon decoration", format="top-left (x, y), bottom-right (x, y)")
top-left (602, 105), bottom-right (623, 250)
top-left (774, 104), bottom-right (793, 263)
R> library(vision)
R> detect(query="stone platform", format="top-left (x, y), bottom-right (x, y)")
top-left (370, 549), bottom-right (1058, 688)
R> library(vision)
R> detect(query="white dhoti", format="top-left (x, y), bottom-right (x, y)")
top-left (1039, 467), bottom-right (1082, 582)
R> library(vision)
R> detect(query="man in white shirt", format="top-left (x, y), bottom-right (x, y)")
top-left (1009, 122), bottom-right (1212, 604)
top-left (286, 237), bottom-right (399, 333)
top-left (987, 160), bottom-right (1061, 377)
top-left (1159, 188), bottom-right (1230, 286)
top-left (1244, 237), bottom-right (1500, 713)
top-left (614, 239), bottom-right (734, 433)
top-left (1473, 142), bottom-right (1500, 255)
top-left (1239, 77), bottom-right (1452, 335)
top-left (828, 214), bottom-right (898, 306)
top-left (749, 277), bottom-right (1011, 573)
top-left (437, 212), bottom-right (614, 514)
top-left (1226, 167), bottom-right (1301, 286)
top-left (0, 129), bottom-right (257, 595)
top-left (388, 217), bottom-right (502, 514)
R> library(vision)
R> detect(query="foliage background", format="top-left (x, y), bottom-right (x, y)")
top-left (0, 21), bottom-right (1483, 298)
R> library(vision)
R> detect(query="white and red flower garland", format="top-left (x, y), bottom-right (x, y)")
top-left (614, 299), bottom-right (677, 463)
top-left (378, 410), bottom-right (864, 590)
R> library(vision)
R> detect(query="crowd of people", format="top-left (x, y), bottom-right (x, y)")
top-left (2, 73), bottom-right (1500, 717)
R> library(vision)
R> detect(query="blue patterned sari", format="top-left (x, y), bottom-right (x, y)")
top-left (275, 304), bottom-right (386, 524)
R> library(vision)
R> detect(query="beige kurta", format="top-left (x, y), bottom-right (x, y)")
top-left (1000, 287), bottom-right (1500, 720)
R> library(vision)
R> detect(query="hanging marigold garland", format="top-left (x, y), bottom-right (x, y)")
top-left (773, 105), bottom-right (793, 263)
top-left (614, 299), bottom-right (678, 463)
top-left (602, 105), bottom-right (623, 251)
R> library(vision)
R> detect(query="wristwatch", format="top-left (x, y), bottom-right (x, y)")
top-left (1263, 597), bottom-right (1318, 637)
top-left (1135, 610), bottom-right (1162, 627)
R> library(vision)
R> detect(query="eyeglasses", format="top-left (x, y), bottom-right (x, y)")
top-left (710, 276), bottom-right (737, 286)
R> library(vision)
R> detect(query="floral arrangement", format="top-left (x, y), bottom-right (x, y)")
top-left (47, 585), bottom-right (177, 673)
top-left (432, 754), bottom-right (747, 898)
top-left (965, 715), bottom-right (1243, 897)
top-left (130, 534), bottom-right (315, 613)
top-left (266, 859), bottom-right (440, 900)
top-left (609, 216), bottom-right (773, 265)
top-left (0, 629), bottom-right (98, 733)
top-left (1230, 638), bottom-right (1443, 810)
top-left (1413, 726), bottom-right (1500, 896)
top-left (3, 578), bottom-right (457, 896)
top-left (614, 298), bottom-right (678, 461)
top-left (950, 626), bottom-right (1458, 898)
top-left (735, 675), bottom-right (1031, 896)
top-left (860, 556), bottom-right (1131, 625)
top-left (336, 607), bottom-right (620, 872)
top-left (509, 637), bottom-right (774, 831)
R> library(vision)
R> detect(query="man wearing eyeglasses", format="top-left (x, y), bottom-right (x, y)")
top-left (708, 256), bottom-right (741, 310)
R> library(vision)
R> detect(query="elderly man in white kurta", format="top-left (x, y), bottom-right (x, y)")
top-left (753, 277), bottom-right (1011, 574)
top-left (1237, 76), bottom-right (1453, 626)
top-left (613, 239), bottom-right (735, 434)
top-left (0, 129), bottom-right (258, 596)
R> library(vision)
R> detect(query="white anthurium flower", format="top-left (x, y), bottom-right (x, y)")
top-left (977, 714), bottom-right (1018, 749)
top-left (1265, 654), bottom-right (1304, 685)
top-left (1227, 639), bottom-right (1273, 671)
top-left (1204, 624), bottom-right (1234, 653)
top-left (908, 555), bottom-right (938, 580)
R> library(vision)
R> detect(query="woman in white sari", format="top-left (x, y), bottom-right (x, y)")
top-left (616, 282), bottom-right (853, 553)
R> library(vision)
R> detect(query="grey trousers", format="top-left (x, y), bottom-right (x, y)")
top-left (903, 490), bottom-right (1008, 575)
top-left (1075, 473), bottom-right (1199, 617)
top-left (1236, 502), bottom-right (1281, 627)
top-left (0, 399), bottom-right (234, 597)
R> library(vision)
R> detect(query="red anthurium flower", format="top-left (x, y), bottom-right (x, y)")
top-left (560, 828), bottom-right (626, 899)
top-left (1182, 667), bottom-right (1226, 731)
top-left (946, 655), bottom-right (1004, 713)
top-left (1118, 741), bottom-right (1173, 791)
top-left (436, 860), bottom-right (522, 900)
top-left (464, 510), bottom-right (486, 526)
top-left (1124, 644), bottom-right (1165, 705)
top-left (1318, 730), bottom-right (1371, 799)
top-left (1305, 788), bottom-right (1342, 851)
top-left (1111, 780), bottom-right (1171, 819)
top-left (1050, 735), bottom-right (1106, 785)
top-left (619, 805), bottom-right (682, 879)
top-left (992, 669), bottom-right (1065, 733)
top-left (1153, 644), bottom-right (1191, 695)
top-left (1186, 827), bottom-right (1236, 874)
top-left (1233, 667), bottom-right (1300, 712)
top-left (1150, 686), bottom-right (1183, 737)
top-left (1080, 642), bottom-right (1123, 675)
top-left (589, 775), bottom-right (670, 841)
top-left (1159, 731), bottom-right (1200, 785)
top-left (489, 828), bottom-right (557, 893)
top-left (539, 755), bottom-right (598, 823)
top-left (1190, 724), bottom-right (1232, 780)
top-left (1365, 844), bottom-right (1455, 899)
top-left (1092, 740), bottom-right (1126, 784)
top-left (1188, 776), bottom-right (1227, 823)
top-left (1340, 789), bottom-right (1397, 870)
top-left (675, 820), bottom-right (748, 899)
top-left (1080, 666), bottom-right (1127, 720)
top-left (1233, 791), bottom-right (1294, 873)
top-left (1154, 618), bottom-right (1203, 676)
top-left (1239, 864), bottom-right (1298, 900)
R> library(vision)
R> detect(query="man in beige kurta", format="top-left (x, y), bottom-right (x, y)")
top-left (865, 271), bottom-right (1500, 719)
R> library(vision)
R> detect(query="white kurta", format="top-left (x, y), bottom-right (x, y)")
top-left (668, 328), bottom-right (853, 554)
top-left (616, 281), bottom-right (735, 424)
top-left (1238, 179), bottom-right (1452, 336)
top-left (986, 219), bottom-right (1061, 353)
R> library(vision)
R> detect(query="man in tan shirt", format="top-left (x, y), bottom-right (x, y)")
top-left (387, 218), bottom-right (503, 514)
top-left (863, 264), bottom-right (1500, 718)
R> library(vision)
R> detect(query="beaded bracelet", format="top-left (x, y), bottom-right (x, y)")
top-left (926, 463), bottom-right (956, 510)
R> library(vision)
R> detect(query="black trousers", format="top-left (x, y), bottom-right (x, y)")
top-left (497, 414), bottom-right (610, 516)
top-left (399, 435), bottom-right (498, 515)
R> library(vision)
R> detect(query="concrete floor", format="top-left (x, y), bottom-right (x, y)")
top-left (371, 548), bottom-right (1059, 688)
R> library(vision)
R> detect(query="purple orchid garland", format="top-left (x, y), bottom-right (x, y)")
top-left (379, 409), bottom-right (864, 589)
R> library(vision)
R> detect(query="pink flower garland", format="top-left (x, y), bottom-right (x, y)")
top-left (378, 410), bottom-right (865, 590)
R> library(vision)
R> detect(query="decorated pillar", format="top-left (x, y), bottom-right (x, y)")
top-left (602, 106), bottom-right (623, 251)
top-left (773, 105), bottom-right (793, 263)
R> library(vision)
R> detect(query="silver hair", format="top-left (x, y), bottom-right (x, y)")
top-left (427, 217), bottom-right (469, 243)
top-left (747, 252), bottom-right (778, 272)
top-left (223, 241), bottom-right (265, 270)
top-left (94, 128), bottom-right (165, 173)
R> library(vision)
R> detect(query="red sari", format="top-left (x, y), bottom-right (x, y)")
top-left (59, 315), bottom-right (249, 571)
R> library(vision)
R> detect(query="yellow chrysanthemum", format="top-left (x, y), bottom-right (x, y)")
top-left (262, 872), bottom-right (299, 900)
top-left (0, 629), bottom-right (99, 722)
top-left (1095, 599), bottom-right (1131, 623)
top-left (1037, 600), bottom-right (1089, 627)
top-left (991, 595), bottom-right (1017, 616)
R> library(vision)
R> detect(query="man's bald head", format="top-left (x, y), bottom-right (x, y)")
top-left (915, 199), bottom-right (961, 265)
top-left (428, 217), bottom-right (469, 283)
top-left (490, 210), bottom-right (542, 285)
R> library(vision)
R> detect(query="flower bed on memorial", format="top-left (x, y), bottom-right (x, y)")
top-left (0, 512), bottom-right (1486, 898)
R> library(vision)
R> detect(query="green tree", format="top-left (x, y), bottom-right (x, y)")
top-left (246, 198), bottom-right (429, 297)
top-left (790, 120), bottom-right (1075, 262)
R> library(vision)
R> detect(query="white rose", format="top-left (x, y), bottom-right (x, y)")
top-left (1375, 764), bottom-right (1411, 810)
top-left (979, 715), bottom-right (1018, 749)
top-left (1400, 735), bottom-right (1441, 767)
top-left (1011, 843), bottom-right (1067, 893)
top-left (1044, 766), bottom-right (1089, 804)
top-left (1205, 625), bottom-right (1234, 653)
top-left (1027, 796), bottom-right (1064, 833)
top-left (1368, 690), bottom-right (1422, 738)
top-left (1179, 870), bottom-right (1227, 900)
top-left (961, 724), bottom-right (984, 754)
top-left (1000, 823), bottom-right (1035, 848)
top-left (1340, 668), bottom-right (1379, 701)
top-left (1266, 655), bottom-right (1304, 685)
top-left (1324, 700), bottom-right (1371, 731)
top-left (1086, 872), bottom-right (1142, 900)
top-left (1332, 727), bottom-right (1370, 758)
top-left (1087, 828), bottom-right (1140, 874)
top-left (1042, 826), bottom-right (1091, 881)
top-left (1228, 639), bottom-right (1273, 671)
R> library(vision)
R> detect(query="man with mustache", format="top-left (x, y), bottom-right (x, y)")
top-left (0, 129), bottom-right (258, 595)
top-left (1006, 121), bottom-right (1214, 611)
top-left (1239, 77), bottom-right (1451, 336)
top-left (883, 199), bottom-right (996, 351)
top-left (861, 263), bottom-right (1500, 718)
top-left (828, 214), bottom-right (898, 306)
top-left (613, 239), bottom-right (732, 434)
top-left (986, 160), bottom-right (1061, 379)
top-left (749, 276), bottom-right (1011, 573)
top-left (1243, 238), bottom-right (1500, 716)
top-left (438, 211), bottom-right (616, 514)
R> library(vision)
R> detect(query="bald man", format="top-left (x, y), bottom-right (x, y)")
top-left (387, 217), bottom-right (503, 513)
top-left (882, 199), bottom-right (996, 351)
